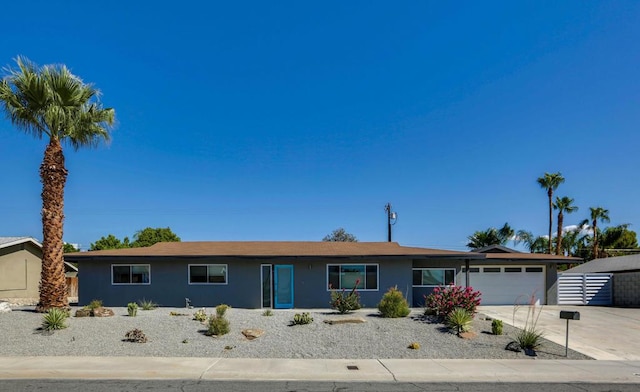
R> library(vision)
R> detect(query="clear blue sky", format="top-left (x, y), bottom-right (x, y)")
top-left (1, 1), bottom-right (639, 251)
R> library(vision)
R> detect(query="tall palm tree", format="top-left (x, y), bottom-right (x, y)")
top-left (553, 196), bottom-right (578, 255)
top-left (0, 57), bottom-right (114, 311)
top-left (537, 172), bottom-right (565, 254)
top-left (584, 207), bottom-right (610, 259)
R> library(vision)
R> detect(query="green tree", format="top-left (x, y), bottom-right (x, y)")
top-left (0, 57), bottom-right (115, 311)
top-left (63, 243), bottom-right (79, 253)
top-left (131, 227), bottom-right (181, 248)
top-left (467, 223), bottom-right (514, 249)
top-left (322, 227), bottom-right (358, 242)
top-left (537, 172), bottom-right (565, 254)
top-left (553, 196), bottom-right (579, 256)
top-left (90, 234), bottom-right (130, 251)
top-left (600, 224), bottom-right (639, 256)
top-left (582, 207), bottom-right (610, 259)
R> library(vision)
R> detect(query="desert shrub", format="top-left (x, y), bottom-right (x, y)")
top-left (262, 309), bottom-right (273, 316)
top-left (124, 328), bottom-right (147, 343)
top-left (377, 286), bottom-right (411, 318)
top-left (87, 299), bottom-right (103, 310)
top-left (514, 326), bottom-right (543, 350)
top-left (215, 304), bottom-right (229, 317)
top-left (127, 302), bottom-right (138, 317)
top-left (511, 294), bottom-right (544, 350)
top-left (492, 319), bottom-right (503, 335)
top-left (207, 315), bottom-right (230, 336)
top-left (330, 283), bottom-right (361, 314)
top-left (446, 307), bottom-right (473, 334)
top-left (291, 312), bottom-right (313, 325)
top-left (138, 298), bottom-right (158, 310)
top-left (42, 308), bottom-right (68, 331)
top-left (424, 285), bottom-right (481, 319)
top-left (193, 308), bottom-right (207, 322)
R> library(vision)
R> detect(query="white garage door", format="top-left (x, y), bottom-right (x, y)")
top-left (461, 265), bottom-right (545, 305)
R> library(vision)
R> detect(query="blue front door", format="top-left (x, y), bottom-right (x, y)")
top-left (274, 265), bottom-right (294, 309)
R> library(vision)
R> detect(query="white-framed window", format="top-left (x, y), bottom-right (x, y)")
top-left (412, 268), bottom-right (456, 287)
top-left (111, 264), bottom-right (150, 285)
top-left (327, 264), bottom-right (378, 291)
top-left (188, 264), bottom-right (227, 284)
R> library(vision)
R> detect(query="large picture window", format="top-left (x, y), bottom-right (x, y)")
top-left (327, 264), bottom-right (378, 291)
top-left (189, 264), bottom-right (227, 284)
top-left (412, 268), bottom-right (455, 286)
top-left (112, 265), bottom-right (150, 285)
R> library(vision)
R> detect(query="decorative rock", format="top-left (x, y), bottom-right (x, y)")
top-left (242, 329), bottom-right (265, 340)
top-left (92, 307), bottom-right (115, 317)
top-left (0, 301), bottom-right (11, 313)
top-left (323, 317), bottom-right (366, 325)
top-left (458, 331), bottom-right (477, 340)
top-left (75, 308), bottom-right (91, 317)
top-left (505, 341), bottom-right (522, 352)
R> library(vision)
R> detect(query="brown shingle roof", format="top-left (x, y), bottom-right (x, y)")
top-left (65, 241), bottom-right (482, 258)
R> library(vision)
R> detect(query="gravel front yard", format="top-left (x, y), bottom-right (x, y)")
top-left (0, 306), bottom-right (592, 360)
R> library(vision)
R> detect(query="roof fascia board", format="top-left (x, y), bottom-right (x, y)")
top-left (0, 237), bottom-right (42, 250)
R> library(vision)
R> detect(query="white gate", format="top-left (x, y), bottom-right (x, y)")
top-left (557, 273), bottom-right (613, 305)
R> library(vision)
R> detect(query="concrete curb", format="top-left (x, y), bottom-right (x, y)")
top-left (1, 357), bottom-right (640, 383)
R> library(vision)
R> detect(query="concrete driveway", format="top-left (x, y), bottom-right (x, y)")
top-left (478, 305), bottom-right (640, 360)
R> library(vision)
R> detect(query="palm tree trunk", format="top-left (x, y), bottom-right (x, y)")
top-left (36, 138), bottom-right (69, 312)
top-left (547, 189), bottom-right (553, 254)
top-left (593, 220), bottom-right (599, 260)
top-left (556, 212), bottom-right (564, 255)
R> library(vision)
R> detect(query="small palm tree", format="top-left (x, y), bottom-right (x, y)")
top-left (561, 223), bottom-right (590, 258)
top-left (583, 207), bottom-right (610, 259)
top-left (0, 57), bottom-right (115, 311)
top-left (467, 223), bottom-right (514, 249)
top-left (537, 172), bottom-right (565, 254)
top-left (515, 230), bottom-right (548, 254)
top-left (553, 196), bottom-right (578, 255)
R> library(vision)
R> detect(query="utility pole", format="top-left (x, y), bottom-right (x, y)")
top-left (384, 203), bottom-right (397, 242)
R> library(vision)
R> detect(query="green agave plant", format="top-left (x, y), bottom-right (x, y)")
top-left (446, 307), bottom-right (472, 334)
top-left (42, 308), bottom-right (68, 331)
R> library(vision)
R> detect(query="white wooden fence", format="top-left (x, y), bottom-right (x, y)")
top-left (557, 273), bottom-right (613, 305)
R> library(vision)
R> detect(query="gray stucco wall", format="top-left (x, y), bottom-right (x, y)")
top-left (77, 256), bottom-right (414, 309)
top-left (614, 271), bottom-right (640, 307)
top-left (545, 263), bottom-right (559, 305)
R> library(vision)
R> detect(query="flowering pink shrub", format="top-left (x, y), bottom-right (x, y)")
top-left (424, 285), bottom-right (482, 318)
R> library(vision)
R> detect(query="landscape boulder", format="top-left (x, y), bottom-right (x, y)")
top-left (458, 331), bottom-right (477, 340)
top-left (92, 307), bottom-right (115, 317)
top-left (242, 329), bottom-right (265, 340)
top-left (75, 308), bottom-right (91, 317)
top-left (0, 301), bottom-right (11, 313)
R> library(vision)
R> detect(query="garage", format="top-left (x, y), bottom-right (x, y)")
top-left (461, 265), bottom-right (545, 305)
